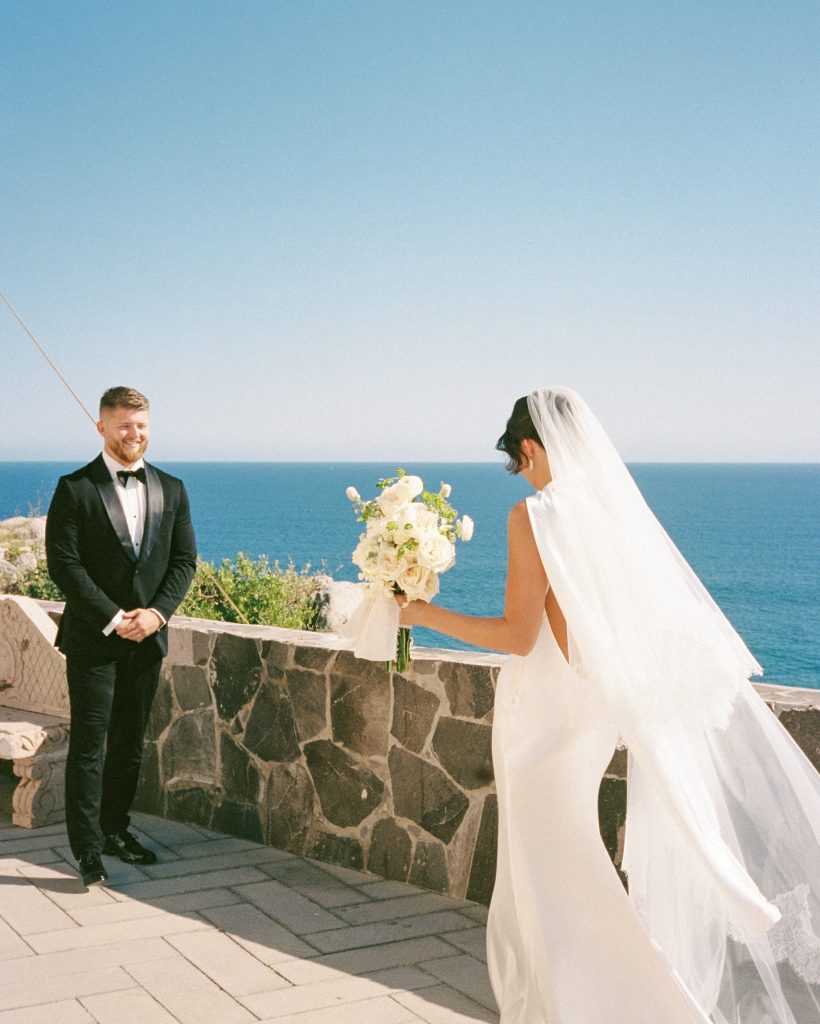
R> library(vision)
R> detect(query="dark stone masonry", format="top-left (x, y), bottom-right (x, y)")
top-left (10, 601), bottom-right (817, 904)
top-left (128, 615), bottom-right (820, 904)
top-left (133, 616), bottom-right (507, 900)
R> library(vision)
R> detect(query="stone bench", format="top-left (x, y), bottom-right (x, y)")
top-left (0, 596), bottom-right (70, 827)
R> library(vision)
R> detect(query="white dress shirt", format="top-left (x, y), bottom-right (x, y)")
top-left (100, 451), bottom-right (165, 636)
top-left (102, 449), bottom-right (147, 554)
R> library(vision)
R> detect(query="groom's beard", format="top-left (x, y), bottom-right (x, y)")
top-left (107, 438), bottom-right (149, 465)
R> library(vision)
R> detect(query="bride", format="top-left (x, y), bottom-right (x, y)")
top-left (398, 387), bottom-right (820, 1024)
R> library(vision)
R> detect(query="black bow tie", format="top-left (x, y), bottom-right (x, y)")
top-left (116, 467), bottom-right (146, 486)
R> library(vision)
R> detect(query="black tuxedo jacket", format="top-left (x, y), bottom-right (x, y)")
top-left (45, 455), bottom-right (197, 659)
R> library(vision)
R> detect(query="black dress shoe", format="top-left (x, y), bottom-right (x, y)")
top-left (103, 830), bottom-right (158, 865)
top-left (78, 851), bottom-right (109, 887)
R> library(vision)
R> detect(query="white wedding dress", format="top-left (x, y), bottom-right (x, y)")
top-left (489, 615), bottom-right (711, 1023)
top-left (487, 610), bottom-right (818, 1019)
top-left (481, 387), bottom-right (820, 1024)
top-left (487, 613), bottom-right (820, 1023)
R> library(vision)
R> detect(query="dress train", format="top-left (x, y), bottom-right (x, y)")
top-left (487, 618), bottom-right (820, 1023)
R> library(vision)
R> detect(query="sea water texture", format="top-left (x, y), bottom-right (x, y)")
top-left (2, 462), bottom-right (818, 690)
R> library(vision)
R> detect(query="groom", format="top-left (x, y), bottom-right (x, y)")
top-left (46, 386), bottom-right (197, 887)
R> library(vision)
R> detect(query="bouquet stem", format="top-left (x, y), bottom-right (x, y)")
top-left (392, 626), bottom-right (412, 673)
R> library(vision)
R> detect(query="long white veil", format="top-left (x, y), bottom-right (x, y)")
top-left (525, 386), bottom-right (820, 1022)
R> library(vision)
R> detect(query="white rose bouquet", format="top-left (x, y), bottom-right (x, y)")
top-left (342, 470), bottom-right (474, 671)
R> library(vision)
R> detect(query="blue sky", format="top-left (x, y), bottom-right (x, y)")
top-left (2, 1), bottom-right (818, 461)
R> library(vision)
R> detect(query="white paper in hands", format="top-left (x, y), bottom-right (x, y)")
top-left (337, 586), bottom-right (400, 661)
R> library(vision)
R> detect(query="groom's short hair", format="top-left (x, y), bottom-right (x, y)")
top-left (99, 386), bottom-right (150, 414)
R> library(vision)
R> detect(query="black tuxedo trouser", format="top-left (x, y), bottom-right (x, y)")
top-left (65, 643), bottom-right (162, 859)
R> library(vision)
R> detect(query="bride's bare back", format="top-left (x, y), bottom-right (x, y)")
top-left (545, 586), bottom-right (568, 662)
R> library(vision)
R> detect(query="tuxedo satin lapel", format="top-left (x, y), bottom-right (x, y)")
top-left (92, 457), bottom-right (137, 562)
top-left (139, 464), bottom-right (165, 565)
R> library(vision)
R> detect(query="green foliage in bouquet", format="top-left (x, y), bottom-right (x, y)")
top-left (179, 553), bottom-right (323, 630)
top-left (353, 468), bottom-right (459, 532)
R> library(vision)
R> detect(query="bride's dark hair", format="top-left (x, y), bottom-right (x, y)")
top-left (496, 396), bottom-right (543, 473)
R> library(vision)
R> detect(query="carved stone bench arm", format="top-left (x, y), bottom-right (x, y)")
top-left (0, 596), bottom-right (71, 828)
top-left (0, 716), bottom-right (69, 759)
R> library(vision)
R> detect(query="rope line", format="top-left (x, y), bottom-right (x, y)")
top-left (1, 288), bottom-right (250, 624)
top-left (0, 290), bottom-right (97, 425)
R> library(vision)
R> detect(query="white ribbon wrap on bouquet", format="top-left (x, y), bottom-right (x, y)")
top-left (336, 585), bottom-right (400, 661)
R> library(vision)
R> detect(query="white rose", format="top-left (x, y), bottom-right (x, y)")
top-left (377, 475), bottom-right (424, 516)
top-left (456, 516), bottom-right (474, 542)
top-left (391, 503), bottom-right (433, 540)
top-left (366, 516), bottom-right (393, 542)
top-left (419, 570), bottom-right (439, 602)
top-left (417, 532), bottom-right (455, 574)
top-left (346, 486), bottom-right (361, 501)
top-left (354, 537), bottom-right (405, 589)
top-left (397, 563), bottom-right (440, 602)
top-left (439, 482), bottom-right (452, 498)
top-left (373, 545), bottom-right (401, 583)
top-left (352, 536), bottom-right (377, 572)
top-left (416, 506), bottom-right (440, 531)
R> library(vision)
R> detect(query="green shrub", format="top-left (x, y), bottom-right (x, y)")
top-left (179, 553), bottom-right (322, 630)
top-left (6, 553), bottom-right (323, 632)
top-left (7, 558), bottom-right (64, 601)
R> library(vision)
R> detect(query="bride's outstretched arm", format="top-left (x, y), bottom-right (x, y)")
top-left (399, 501), bottom-right (547, 656)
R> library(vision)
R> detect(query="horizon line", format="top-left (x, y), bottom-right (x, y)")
top-left (1, 458), bottom-right (819, 467)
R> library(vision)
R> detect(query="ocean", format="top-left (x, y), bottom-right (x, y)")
top-left (2, 461), bottom-right (818, 690)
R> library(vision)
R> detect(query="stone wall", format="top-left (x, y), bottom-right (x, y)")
top-left (131, 616), bottom-right (503, 903)
top-left (125, 613), bottom-right (820, 904)
top-left (27, 604), bottom-right (820, 904)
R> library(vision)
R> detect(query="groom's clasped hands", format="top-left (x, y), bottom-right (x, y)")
top-left (114, 607), bottom-right (165, 642)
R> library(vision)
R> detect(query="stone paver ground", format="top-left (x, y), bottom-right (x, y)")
top-left (0, 808), bottom-right (499, 1024)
